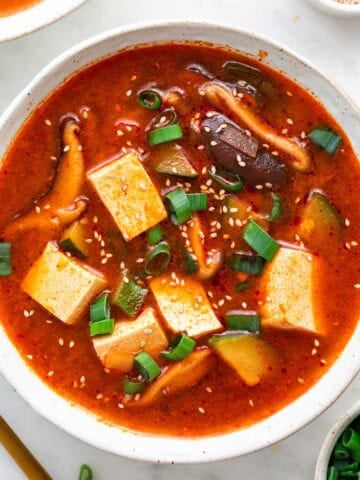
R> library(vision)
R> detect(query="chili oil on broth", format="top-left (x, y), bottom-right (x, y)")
top-left (0, 0), bottom-right (42, 16)
top-left (0, 42), bottom-right (359, 437)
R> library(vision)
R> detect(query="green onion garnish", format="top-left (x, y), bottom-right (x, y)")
top-left (308, 128), bottom-right (342, 155)
top-left (182, 247), bottom-right (198, 274)
top-left (268, 193), bottom-right (283, 222)
top-left (134, 352), bottom-right (161, 381)
top-left (113, 278), bottom-right (148, 317)
top-left (242, 220), bottom-right (279, 261)
top-left (231, 252), bottom-right (265, 275)
top-left (145, 241), bottom-right (171, 275)
top-left (138, 90), bottom-right (162, 110)
top-left (327, 466), bottom-right (338, 480)
top-left (165, 187), bottom-right (192, 225)
top-left (187, 193), bottom-right (208, 212)
top-left (223, 61), bottom-right (262, 78)
top-left (334, 441), bottom-right (350, 460)
top-left (89, 318), bottom-right (114, 337)
top-left (225, 311), bottom-right (261, 333)
top-left (79, 464), bottom-right (93, 480)
top-left (0, 242), bottom-right (12, 276)
top-left (148, 123), bottom-right (183, 146)
top-left (90, 293), bottom-right (110, 323)
top-left (147, 225), bottom-right (163, 246)
top-left (162, 334), bottom-right (196, 361)
top-left (235, 281), bottom-right (250, 292)
top-left (342, 428), bottom-right (360, 461)
top-left (208, 169), bottom-right (243, 192)
top-left (123, 377), bottom-right (145, 395)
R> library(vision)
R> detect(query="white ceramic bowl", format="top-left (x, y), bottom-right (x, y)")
top-left (0, 0), bottom-right (88, 43)
top-left (307, 0), bottom-right (360, 17)
top-left (315, 401), bottom-right (360, 479)
top-left (0, 21), bottom-right (360, 464)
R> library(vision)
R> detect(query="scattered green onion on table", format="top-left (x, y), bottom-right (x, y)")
top-left (327, 416), bottom-right (360, 479)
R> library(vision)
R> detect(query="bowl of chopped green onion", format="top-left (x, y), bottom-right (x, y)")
top-left (315, 401), bottom-right (360, 479)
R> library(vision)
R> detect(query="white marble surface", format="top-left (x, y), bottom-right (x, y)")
top-left (0, 0), bottom-right (359, 478)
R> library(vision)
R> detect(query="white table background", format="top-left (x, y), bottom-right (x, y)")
top-left (0, 0), bottom-right (359, 478)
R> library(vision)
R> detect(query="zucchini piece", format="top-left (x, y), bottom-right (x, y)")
top-left (221, 195), bottom-right (268, 236)
top-left (60, 221), bottom-right (89, 258)
top-left (208, 333), bottom-right (279, 386)
top-left (298, 191), bottom-right (343, 247)
top-left (151, 143), bottom-right (198, 178)
top-left (112, 277), bottom-right (148, 317)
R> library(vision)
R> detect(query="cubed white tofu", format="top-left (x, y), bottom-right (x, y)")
top-left (259, 247), bottom-right (321, 334)
top-left (87, 152), bottom-right (167, 241)
top-left (150, 274), bottom-right (222, 338)
top-left (21, 242), bottom-right (107, 325)
top-left (92, 308), bottom-right (168, 372)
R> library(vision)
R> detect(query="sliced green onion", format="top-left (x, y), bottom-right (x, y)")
top-left (308, 128), bottom-right (342, 155)
top-left (342, 428), bottom-right (360, 461)
top-left (134, 352), bottom-right (161, 381)
top-left (334, 441), bottom-right (350, 460)
top-left (341, 462), bottom-right (359, 473)
top-left (187, 193), bottom-right (208, 211)
top-left (208, 169), bottom-right (243, 193)
top-left (162, 334), bottom-right (196, 361)
top-left (268, 193), bottom-right (283, 222)
top-left (333, 460), bottom-right (349, 472)
top-left (79, 464), bottom-right (93, 480)
top-left (235, 281), bottom-right (250, 292)
top-left (147, 225), bottom-right (163, 246)
top-left (123, 377), bottom-right (145, 395)
top-left (182, 247), bottom-right (198, 274)
top-left (148, 124), bottom-right (183, 146)
top-left (0, 242), bottom-right (12, 276)
top-left (89, 318), bottom-right (114, 337)
top-left (165, 187), bottom-right (192, 225)
top-left (225, 311), bottom-right (261, 333)
top-left (223, 61), bottom-right (262, 78)
top-left (90, 293), bottom-right (110, 323)
top-left (113, 278), bottom-right (148, 317)
top-left (138, 90), bottom-right (161, 110)
top-left (231, 252), bottom-right (265, 275)
top-left (327, 466), bottom-right (338, 480)
top-left (145, 241), bottom-right (171, 275)
top-left (242, 220), bottom-right (279, 261)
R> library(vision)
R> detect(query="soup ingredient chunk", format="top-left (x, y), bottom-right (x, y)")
top-left (129, 349), bottom-right (214, 406)
top-left (87, 152), bottom-right (167, 241)
top-left (199, 81), bottom-right (311, 172)
top-left (151, 143), bottom-right (198, 177)
top-left (92, 308), bottom-right (168, 372)
top-left (21, 242), bottom-right (106, 324)
top-left (60, 220), bottom-right (89, 258)
top-left (298, 191), bottom-right (343, 249)
top-left (202, 113), bottom-right (288, 189)
top-left (209, 333), bottom-right (279, 386)
top-left (6, 119), bottom-right (86, 235)
top-left (150, 274), bottom-right (222, 338)
top-left (259, 247), bottom-right (320, 334)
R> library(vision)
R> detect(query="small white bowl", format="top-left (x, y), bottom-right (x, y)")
top-left (307, 0), bottom-right (360, 17)
top-left (0, 0), bottom-right (88, 43)
top-left (315, 401), bottom-right (360, 479)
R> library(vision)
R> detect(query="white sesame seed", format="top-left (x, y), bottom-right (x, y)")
top-left (345, 218), bottom-right (350, 227)
top-left (298, 377), bottom-right (305, 384)
top-left (44, 119), bottom-right (52, 126)
top-left (198, 407), bottom-right (205, 414)
top-left (249, 399), bottom-right (254, 407)
top-left (286, 118), bottom-right (294, 125)
top-left (126, 89), bottom-right (132, 97)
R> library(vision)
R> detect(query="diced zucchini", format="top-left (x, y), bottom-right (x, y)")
top-left (60, 221), bottom-right (89, 258)
top-left (112, 277), bottom-right (148, 317)
top-left (128, 349), bottom-right (214, 407)
top-left (298, 191), bottom-right (343, 248)
top-left (151, 143), bottom-right (198, 177)
top-left (208, 333), bottom-right (279, 386)
top-left (221, 195), bottom-right (268, 236)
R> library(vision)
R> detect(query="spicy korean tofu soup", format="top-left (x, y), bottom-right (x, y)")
top-left (0, 42), bottom-right (359, 438)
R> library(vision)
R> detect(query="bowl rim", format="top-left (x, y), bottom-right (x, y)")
top-left (307, 0), bottom-right (360, 15)
top-left (315, 400), bottom-right (360, 479)
top-left (0, 20), bottom-right (360, 463)
top-left (0, 0), bottom-right (88, 43)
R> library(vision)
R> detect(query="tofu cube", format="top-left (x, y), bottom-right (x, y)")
top-left (92, 308), bottom-right (168, 372)
top-left (22, 242), bottom-right (106, 324)
top-left (259, 247), bottom-right (320, 334)
top-left (87, 152), bottom-right (167, 241)
top-left (150, 274), bottom-right (222, 338)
